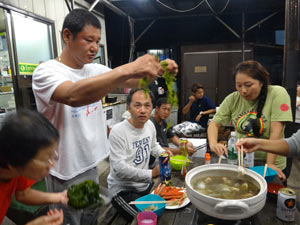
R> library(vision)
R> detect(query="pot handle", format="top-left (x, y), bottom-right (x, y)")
top-left (214, 201), bottom-right (249, 214)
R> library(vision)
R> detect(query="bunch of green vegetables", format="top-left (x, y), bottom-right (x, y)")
top-left (67, 180), bottom-right (103, 210)
top-left (160, 61), bottom-right (178, 107)
top-left (138, 58), bottom-right (178, 107)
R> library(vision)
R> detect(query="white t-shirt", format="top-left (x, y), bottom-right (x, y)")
top-left (296, 96), bottom-right (300, 123)
top-left (107, 119), bottom-right (164, 196)
top-left (32, 60), bottom-right (111, 180)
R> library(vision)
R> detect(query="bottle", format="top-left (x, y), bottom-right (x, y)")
top-left (244, 152), bottom-right (254, 168)
top-left (227, 131), bottom-right (237, 165)
top-left (158, 153), bottom-right (172, 186)
top-left (179, 139), bottom-right (188, 157)
top-left (205, 153), bottom-right (211, 164)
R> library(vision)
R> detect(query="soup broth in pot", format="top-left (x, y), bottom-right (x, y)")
top-left (191, 173), bottom-right (260, 199)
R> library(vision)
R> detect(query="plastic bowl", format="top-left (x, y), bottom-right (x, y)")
top-left (249, 166), bottom-right (278, 183)
top-left (170, 155), bottom-right (189, 171)
top-left (135, 194), bottom-right (166, 217)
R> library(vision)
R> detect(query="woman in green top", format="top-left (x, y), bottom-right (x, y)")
top-left (208, 60), bottom-right (292, 180)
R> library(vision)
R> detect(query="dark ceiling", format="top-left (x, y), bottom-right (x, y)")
top-left (84, 0), bottom-right (286, 69)
top-left (86, 0), bottom-right (285, 20)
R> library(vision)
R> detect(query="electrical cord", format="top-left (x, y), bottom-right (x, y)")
top-left (205, 0), bottom-right (231, 15)
top-left (155, 0), bottom-right (205, 13)
top-left (155, 0), bottom-right (230, 14)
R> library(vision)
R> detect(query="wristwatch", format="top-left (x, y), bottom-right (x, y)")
top-left (199, 111), bottom-right (203, 115)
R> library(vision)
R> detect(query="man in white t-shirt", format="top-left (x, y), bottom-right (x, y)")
top-left (32, 9), bottom-right (178, 225)
top-left (107, 89), bottom-right (172, 221)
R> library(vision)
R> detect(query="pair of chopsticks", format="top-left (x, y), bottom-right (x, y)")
top-left (263, 163), bottom-right (268, 178)
top-left (238, 145), bottom-right (244, 167)
top-left (194, 143), bottom-right (207, 151)
top-left (171, 158), bottom-right (193, 163)
top-left (218, 143), bottom-right (226, 164)
top-left (129, 201), bottom-right (167, 205)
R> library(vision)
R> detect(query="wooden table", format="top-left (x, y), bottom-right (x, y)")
top-left (130, 157), bottom-right (300, 225)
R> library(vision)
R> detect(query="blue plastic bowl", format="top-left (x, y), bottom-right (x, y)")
top-left (250, 166), bottom-right (278, 183)
top-left (135, 194), bottom-right (166, 217)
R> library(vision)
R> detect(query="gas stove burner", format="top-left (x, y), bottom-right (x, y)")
top-left (196, 210), bottom-right (255, 225)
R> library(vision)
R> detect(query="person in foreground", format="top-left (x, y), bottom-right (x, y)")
top-left (0, 109), bottom-right (68, 225)
top-left (107, 89), bottom-right (172, 221)
top-left (236, 130), bottom-right (300, 161)
top-left (208, 60), bottom-right (292, 181)
top-left (32, 9), bottom-right (177, 225)
top-left (150, 97), bottom-right (195, 155)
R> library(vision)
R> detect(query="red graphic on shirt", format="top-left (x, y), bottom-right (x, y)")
top-left (86, 105), bottom-right (91, 117)
top-left (280, 104), bottom-right (289, 112)
top-left (94, 106), bottom-right (98, 111)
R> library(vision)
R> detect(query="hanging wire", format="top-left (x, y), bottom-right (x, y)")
top-left (218, 0), bottom-right (230, 14)
top-left (155, 0), bottom-right (205, 13)
top-left (205, 0), bottom-right (231, 15)
top-left (155, 0), bottom-right (230, 14)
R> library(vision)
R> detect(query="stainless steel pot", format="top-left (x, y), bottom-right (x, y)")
top-left (185, 164), bottom-right (267, 220)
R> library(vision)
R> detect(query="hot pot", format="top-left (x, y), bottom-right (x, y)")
top-left (185, 164), bottom-right (267, 220)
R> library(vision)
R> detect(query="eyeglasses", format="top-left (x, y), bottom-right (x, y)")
top-left (48, 150), bottom-right (59, 165)
top-left (33, 150), bottom-right (59, 167)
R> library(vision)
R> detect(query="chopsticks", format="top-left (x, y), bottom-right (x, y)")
top-left (171, 158), bottom-right (193, 163)
top-left (194, 143), bottom-right (207, 151)
top-left (218, 155), bottom-right (223, 164)
top-left (237, 144), bottom-right (245, 175)
top-left (263, 163), bottom-right (268, 178)
top-left (218, 143), bottom-right (227, 164)
top-left (129, 201), bottom-right (167, 205)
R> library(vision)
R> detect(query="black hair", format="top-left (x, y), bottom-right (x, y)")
top-left (234, 60), bottom-right (270, 137)
top-left (156, 97), bottom-right (170, 108)
top-left (191, 83), bottom-right (204, 93)
top-left (62, 8), bottom-right (101, 40)
top-left (0, 109), bottom-right (59, 168)
top-left (126, 88), bottom-right (155, 106)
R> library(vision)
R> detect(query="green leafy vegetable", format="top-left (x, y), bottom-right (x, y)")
top-left (67, 180), bottom-right (103, 210)
top-left (138, 77), bottom-right (150, 97)
top-left (160, 61), bottom-right (178, 107)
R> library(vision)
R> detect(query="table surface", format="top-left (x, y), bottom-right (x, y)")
top-left (130, 157), bottom-right (300, 225)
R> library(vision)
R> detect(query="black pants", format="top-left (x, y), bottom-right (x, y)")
top-left (111, 182), bottom-right (154, 222)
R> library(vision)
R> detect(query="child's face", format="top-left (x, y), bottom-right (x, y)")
top-left (19, 141), bottom-right (58, 181)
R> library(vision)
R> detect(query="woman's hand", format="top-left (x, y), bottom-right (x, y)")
top-left (210, 143), bottom-right (228, 156)
top-left (268, 164), bottom-right (286, 181)
top-left (26, 209), bottom-right (63, 225)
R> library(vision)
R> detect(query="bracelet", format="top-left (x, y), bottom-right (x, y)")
top-left (199, 111), bottom-right (203, 115)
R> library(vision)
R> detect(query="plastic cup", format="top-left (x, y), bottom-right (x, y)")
top-left (137, 211), bottom-right (157, 225)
